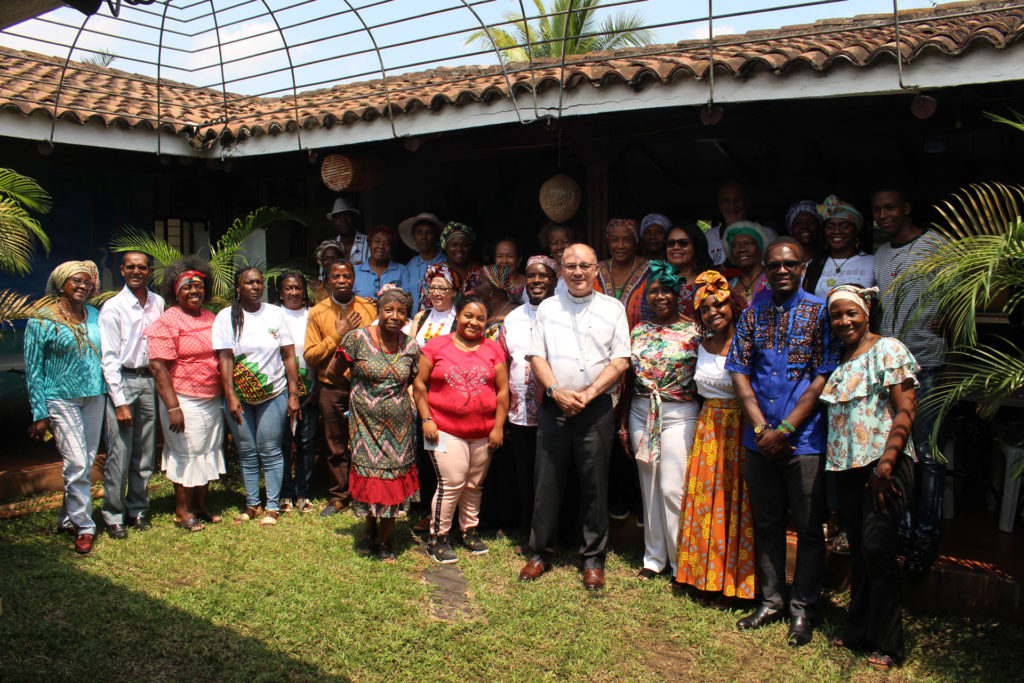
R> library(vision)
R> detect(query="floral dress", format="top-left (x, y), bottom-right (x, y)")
top-left (340, 327), bottom-right (420, 518)
top-left (595, 259), bottom-right (653, 330)
top-left (629, 320), bottom-right (700, 463)
top-left (820, 336), bottom-right (919, 472)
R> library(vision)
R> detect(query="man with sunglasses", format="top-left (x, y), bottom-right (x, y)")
top-left (725, 237), bottom-right (839, 647)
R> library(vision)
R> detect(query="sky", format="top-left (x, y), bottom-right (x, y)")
top-left (0, 0), bottom-right (936, 98)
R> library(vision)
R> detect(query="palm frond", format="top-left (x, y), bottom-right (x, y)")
top-left (0, 201), bottom-right (50, 275)
top-left (588, 12), bottom-right (655, 52)
top-left (110, 225), bottom-right (183, 288)
top-left (0, 291), bottom-right (92, 351)
top-left (984, 108), bottom-right (1024, 135)
top-left (0, 168), bottom-right (52, 214)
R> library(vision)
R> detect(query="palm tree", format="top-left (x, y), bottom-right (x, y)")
top-left (110, 206), bottom-right (304, 312)
top-left (467, 0), bottom-right (655, 64)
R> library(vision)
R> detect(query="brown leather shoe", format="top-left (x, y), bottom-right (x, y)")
top-left (519, 559), bottom-right (547, 582)
top-left (74, 533), bottom-right (94, 554)
top-left (583, 568), bottom-right (605, 590)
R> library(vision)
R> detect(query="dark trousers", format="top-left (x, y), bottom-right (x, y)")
top-left (836, 455), bottom-right (913, 660)
top-left (744, 448), bottom-right (826, 619)
top-left (481, 439), bottom-right (518, 532)
top-left (318, 383), bottom-right (351, 504)
top-left (530, 394), bottom-right (613, 570)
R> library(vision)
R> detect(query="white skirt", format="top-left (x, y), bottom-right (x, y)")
top-left (159, 394), bottom-right (227, 487)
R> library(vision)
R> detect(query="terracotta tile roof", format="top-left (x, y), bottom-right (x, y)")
top-left (0, 0), bottom-right (1021, 146)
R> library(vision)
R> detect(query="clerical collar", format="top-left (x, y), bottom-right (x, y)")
top-left (568, 292), bottom-right (594, 304)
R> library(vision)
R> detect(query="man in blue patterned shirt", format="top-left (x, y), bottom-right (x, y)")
top-left (726, 236), bottom-right (839, 647)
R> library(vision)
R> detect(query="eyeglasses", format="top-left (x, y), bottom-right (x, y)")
top-left (562, 262), bottom-right (595, 272)
top-left (765, 259), bottom-right (804, 272)
top-left (67, 276), bottom-right (95, 288)
top-left (427, 285), bottom-right (452, 293)
top-left (666, 239), bottom-right (692, 248)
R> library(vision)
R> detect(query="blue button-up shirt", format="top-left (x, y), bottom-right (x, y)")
top-left (725, 288), bottom-right (838, 454)
top-left (402, 251), bottom-right (445, 312)
top-left (353, 259), bottom-right (405, 299)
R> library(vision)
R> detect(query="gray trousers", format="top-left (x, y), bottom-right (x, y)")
top-left (101, 374), bottom-right (157, 526)
top-left (744, 447), bottom-right (826, 619)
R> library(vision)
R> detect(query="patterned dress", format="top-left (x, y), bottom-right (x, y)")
top-left (341, 327), bottom-right (420, 518)
top-left (594, 258), bottom-right (653, 330)
top-left (676, 345), bottom-right (757, 599)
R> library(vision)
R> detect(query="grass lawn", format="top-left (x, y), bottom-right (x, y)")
top-left (1, 473), bottom-right (1021, 682)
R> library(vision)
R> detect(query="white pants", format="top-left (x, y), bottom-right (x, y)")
top-left (48, 395), bottom-right (105, 533)
top-left (629, 397), bottom-right (698, 574)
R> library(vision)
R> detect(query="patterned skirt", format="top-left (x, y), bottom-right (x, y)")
top-left (675, 398), bottom-right (757, 598)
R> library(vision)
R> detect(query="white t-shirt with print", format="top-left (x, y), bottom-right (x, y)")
top-left (212, 303), bottom-right (293, 403)
top-left (813, 253), bottom-right (876, 300)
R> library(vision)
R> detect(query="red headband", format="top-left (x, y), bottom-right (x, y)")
top-left (175, 270), bottom-right (204, 295)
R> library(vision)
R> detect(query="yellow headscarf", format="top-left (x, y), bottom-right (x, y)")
top-left (45, 260), bottom-right (99, 297)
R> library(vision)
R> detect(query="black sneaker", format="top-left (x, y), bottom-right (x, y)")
top-left (128, 516), bottom-right (152, 531)
top-left (427, 536), bottom-right (458, 564)
top-left (461, 528), bottom-right (489, 555)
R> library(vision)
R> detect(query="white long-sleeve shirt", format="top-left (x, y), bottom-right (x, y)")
top-left (98, 286), bottom-right (165, 406)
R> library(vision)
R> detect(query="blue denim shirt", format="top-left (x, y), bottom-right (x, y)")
top-left (353, 259), bottom-right (405, 300)
top-left (725, 288), bottom-right (838, 454)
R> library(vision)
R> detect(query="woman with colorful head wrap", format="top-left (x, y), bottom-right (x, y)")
top-left (493, 238), bottom-right (526, 300)
top-left (639, 213), bottom-right (672, 260)
top-left (145, 256), bottom-right (226, 533)
top-left (25, 260), bottom-right (104, 553)
top-left (311, 239), bottom-right (346, 302)
top-left (785, 199), bottom-right (823, 266)
top-left (820, 284), bottom-right (917, 671)
top-left (674, 271), bottom-right (757, 602)
top-left (594, 218), bottom-right (653, 329)
top-left (477, 264), bottom-right (517, 341)
top-left (804, 195), bottom-right (876, 300)
top-left (724, 221), bottom-right (772, 305)
top-left (618, 260), bottom-right (701, 580)
top-left (419, 221), bottom-right (483, 310)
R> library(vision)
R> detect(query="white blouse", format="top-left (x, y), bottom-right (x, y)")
top-left (694, 344), bottom-right (735, 400)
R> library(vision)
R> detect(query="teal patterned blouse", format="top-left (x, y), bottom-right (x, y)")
top-left (24, 306), bottom-right (105, 421)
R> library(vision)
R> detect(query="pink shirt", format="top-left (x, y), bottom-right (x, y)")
top-left (145, 307), bottom-right (222, 399)
top-left (421, 334), bottom-right (504, 440)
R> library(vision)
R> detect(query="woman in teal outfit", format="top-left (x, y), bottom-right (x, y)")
top-left (24, 260), bottom-right (106, 554)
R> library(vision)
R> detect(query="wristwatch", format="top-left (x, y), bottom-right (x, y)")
top-left (753, 424), bottom-right (771, 434)
top-left (545, 385), bottom-right (559, 398)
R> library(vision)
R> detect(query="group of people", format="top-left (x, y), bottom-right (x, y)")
top-left (24, 182), bottom-right (944, 672)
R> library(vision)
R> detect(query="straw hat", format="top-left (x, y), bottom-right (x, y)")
top-left (397, 212), bottom-right (442, 250)
top-left (326, 197), bottom-right (360, 220)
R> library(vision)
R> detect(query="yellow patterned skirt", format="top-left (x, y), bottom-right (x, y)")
top-left (675, 398), bottom-right (757, 598)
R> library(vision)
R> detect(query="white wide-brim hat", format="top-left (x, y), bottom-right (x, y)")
top-left (327, 197), bottom-right (361, 220)
top-left (397, 212), bottom-right (442, 250)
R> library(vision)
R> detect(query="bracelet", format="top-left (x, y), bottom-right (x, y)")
top-left (421, 416), bottom-right (433, 424)
top-left (168, 406), bottom-right (182, 413)
top-left (288, 391), bottom-right (301, 397)
top-left (777, 419), bottom-right (795, 435)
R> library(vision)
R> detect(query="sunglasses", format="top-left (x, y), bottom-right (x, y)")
top-left (666, 238), bottom-right (692, 248)
top-left (765, 259), bottom-right (804, 272)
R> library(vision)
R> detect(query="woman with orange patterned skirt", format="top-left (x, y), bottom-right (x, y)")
top-left (675, 271), bottom-right (757, 603)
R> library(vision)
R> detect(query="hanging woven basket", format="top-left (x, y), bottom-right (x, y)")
top-left (539, 173), bottom-right (581, 223)
top-left (321, 153), bottom-right (385, 192)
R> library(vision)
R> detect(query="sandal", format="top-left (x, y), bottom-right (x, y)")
top-left (637, 568), bottom-right (659, 581)
top-left (356, 534), bottom-right (376, 555)
top-left (174, 516), bottom-right (205, 532)
top-left (196, 510), bottom-right (223, 524)
top-left (378, 541), bottom-right (397, 564)
top-left (296, 498), bottom-right (315, 514)
top-left (279, 498), bottom-right (294, 512)
top-left (867, 651), bottom-right (896, 672)
top-left (232, 505), bottom-right (261, 525)
top-left (259, 510), bottom-right (280, 527)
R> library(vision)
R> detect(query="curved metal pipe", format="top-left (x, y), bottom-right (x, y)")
top-left (258, 0), bottom-right (304, 150)
top-left (516, 0), bottom-right (540, 122)
top-left (457, 0), bottom-right (524, 125)
top-left (341, 0), bottom-right (399, 139)
top-left (555, 0), bottom-right (576, 120)
top-left (207, 0), bottom-right (233, 149)
top-left (155, 0), bottom-right (172, 156)
top-left (48, 10), bottom-right (93, 146)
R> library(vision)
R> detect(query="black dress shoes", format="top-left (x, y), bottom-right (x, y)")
top-left (128, 516), bottom-right (152, 531)
top-left (787, 616), bottom-right (814, 647)
top-left (736, 604), bottom-right (785, 630)
top-left (106, 524), bottom-right (128, 540)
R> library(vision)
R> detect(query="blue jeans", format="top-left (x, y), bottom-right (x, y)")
top-left (224, 392), bottom-right (287, 511)
top-left (908, 366), bottom-right (945, 542)
top-left (281, 400), bottom-right (318, 499)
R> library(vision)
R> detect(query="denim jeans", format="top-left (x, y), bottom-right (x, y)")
top-left (49, 395), bottom-right (105, 533)
top-left (224, 392), bottom-right (287, 511)
top-left (281, 399), bottom-right (318, 499)
top-left (908, 366), bottom-right (945, 542)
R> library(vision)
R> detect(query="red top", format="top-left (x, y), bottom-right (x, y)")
top-left (421, 334), bottom-right (504, 440)
top-left (145, 307), bottom-right (221, 399)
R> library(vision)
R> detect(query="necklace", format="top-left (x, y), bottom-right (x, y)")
top-left (422, 307), bottom-right (454, 342)
top-left (830, 255), bottom-right (854, 274)
top-left (58, 300), bottom-right (85, 324)
top-left (610, 257), bottom-right (639, 300)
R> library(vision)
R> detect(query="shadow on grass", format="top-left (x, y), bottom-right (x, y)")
top-left (0, 529), bottom-right (345, 682)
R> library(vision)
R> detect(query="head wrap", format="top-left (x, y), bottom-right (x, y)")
top-left (785, 200), bottom-right (822, 232)
top-left (367, 224), bottom-right (397, 242)
top-left (640, 213), bottom-right (671, 238)
top-left (646, 260), bottom-right (684, 293)
top-left (315, 239), bottom-right (345, 263)
top-left (175, 270), bottom-right (204, 295)
top-left (375, 282), bottom-right (400, 299)
top-left (723, 221), bottom-right (769, 260)
top-left (440, 222), bottom-right (475, 249)
top-left (606, 218), bottom-right (639, 241)
top-left (693, 270), bottom-right (732, 311)
top-left (526, 254), bottom-right (558, 275)
top-left (46, 260), bottom-right (99, 297)
top-left (817, 195), bottom-right (864, 230)
top-left (482, 264), bottom-right (515, 293)
top-left (827, 284), bottom-right (878, 315)
top-left (424, 263), bottom-right (462, 292)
